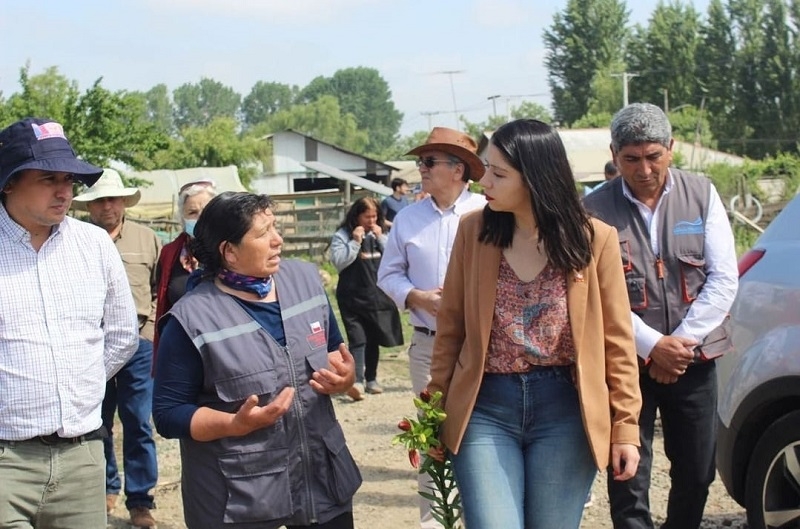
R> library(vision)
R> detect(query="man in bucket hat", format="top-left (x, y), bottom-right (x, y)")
top-left (73, 169), bottom-right (161, 528)
top-left (0, 118), bottom-right (139, 528)
top-left (378, 127), bottom-right (486, 528)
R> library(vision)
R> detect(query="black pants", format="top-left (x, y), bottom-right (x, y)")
top-left (286, 512), bottom-right (354, 529)
top-left (608, 361), bottom-right (717, 529)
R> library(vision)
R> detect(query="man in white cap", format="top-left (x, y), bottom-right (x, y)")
top-left (0, 118), bottom-right (139, 528)
top-left (73, 169), bottom-right (161, 528)
top-left (378, 127), bottom-right (486, 528)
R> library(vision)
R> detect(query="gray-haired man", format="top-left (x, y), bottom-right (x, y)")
top-left (584, 103), bottom-right (738, 529)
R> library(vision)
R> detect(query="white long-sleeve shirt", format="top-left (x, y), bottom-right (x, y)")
top-left (622, 171), bottom-right (739, 359)
top-left (377, 188), bottom-right (486, 330)
top-left (0, 205), bottom-right (138, 440)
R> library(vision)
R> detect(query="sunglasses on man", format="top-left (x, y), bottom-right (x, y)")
top-left (415, 156), bottom-right (459, 169)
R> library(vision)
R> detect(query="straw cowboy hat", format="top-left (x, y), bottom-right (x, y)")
top-left (72, 168), bottom-right (141, 210)
top-left (406, 127), bottom-right (485, 181)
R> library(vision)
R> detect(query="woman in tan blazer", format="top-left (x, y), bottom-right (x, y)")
top-left (428, 119), bottom-right (642, 529)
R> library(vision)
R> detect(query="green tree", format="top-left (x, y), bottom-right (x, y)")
top-left (460, 115), bottom-right (509, 142)
top-left (571, 112), bottom-right (615, 128)
top-left (696, 0), bottom-right (736, 151)
top-left (173, 77), bottom-right (241, 129)
top-left (667, 106), bottom-right (714, 147)
top-left (150, 117), bottom-right (264, 187)
top-left (727, 0), bottom-right (765, 157)
top-left (0, 66), bottom-right (168, 170)
top-left (259, 95), bottom-right (368, 153)
top-left (585, 64), bottom-right (627, 115)
top-left (459, 101), bottom-right (553, 140)
top-left (510, 101), bottom-right (553, 122)
top-left (142, 84), bottom-right (174, 135)
top-left (754, 0), bottom-right (797, 156)
top-left (66, 80), bottom-right (170, 169)
top-left (242, 81), bottom-right (298, 128)
top-left (626, 1), bottom-right (702, 108)
top-left (2, 65), bottom-right (80, 125)
top-left (544, 0), bottom-right (630, 125)
top-left (380, 130), bottom-right (431, 161)
top-left (298, 67), bottom-right (402, 156)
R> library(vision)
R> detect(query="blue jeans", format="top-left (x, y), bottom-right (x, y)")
top-left (102, 337), bottom-right (158, 509)
top-left (450, 368), bottom-right (596, 529)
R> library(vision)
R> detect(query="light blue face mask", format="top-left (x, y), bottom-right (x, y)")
top-left (184, 218), bottom-right (198, 238)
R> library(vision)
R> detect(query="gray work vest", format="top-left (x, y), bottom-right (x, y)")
top-left (168, 260), bottom-right (361, 529)
top-left (584, 170), bottom-right (710, 336)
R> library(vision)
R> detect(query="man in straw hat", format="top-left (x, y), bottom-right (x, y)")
top-left (0, 118), bottom-right (138, 528)
top-left (378, 127), bottom-right (486, 528)
top-left (73, 169), bottom-right (161, 528)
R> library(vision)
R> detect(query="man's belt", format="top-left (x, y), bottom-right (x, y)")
top-left (16, 426), bottom-right (107, 445)
top-left (413, 326), bottom-right (436, 337)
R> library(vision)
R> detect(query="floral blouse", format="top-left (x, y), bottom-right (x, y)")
top-left (485, 256), bottom-right (576, 373)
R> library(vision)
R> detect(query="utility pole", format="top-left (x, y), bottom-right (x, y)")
top-left (662, 88), bottom-right (669, 113)
top-left (502, 93), bottom-right (548, 120)
top-left (434, 70), bottom-right (465, 129)
top-left (487, 95), bottom-right (501, 117)
top-left (611, 72), bottom-right (640, 107)
top-left (689, 96), bottom-right (706, 169)
top-left (420, 111), bottom-right (441, 129)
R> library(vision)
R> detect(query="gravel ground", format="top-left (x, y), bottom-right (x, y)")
top-left (109, 348), bottom-right (749, 528)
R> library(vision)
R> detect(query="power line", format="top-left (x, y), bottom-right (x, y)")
top-left (487, 95), bottom-right (502, 117)
top-left (433, 70), bottom-right (465, 130)
top-left (420, 111), bottom-right (442, 129)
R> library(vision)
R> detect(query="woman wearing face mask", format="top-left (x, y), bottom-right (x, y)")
top-left (154, 179), bottom-right (217, 355)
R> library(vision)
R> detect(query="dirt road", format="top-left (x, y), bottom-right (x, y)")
top-left (109, 349), bottom-right (748, 528)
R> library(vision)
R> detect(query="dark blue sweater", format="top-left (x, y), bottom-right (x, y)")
top-left (152, 297), bottom-right (344, 439)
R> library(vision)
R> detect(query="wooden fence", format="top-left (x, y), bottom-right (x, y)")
top-left (270, 189), bottom-right (372, 261)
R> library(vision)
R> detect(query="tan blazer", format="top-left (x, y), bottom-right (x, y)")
top-left (428, 212), bottom-right (641, 469)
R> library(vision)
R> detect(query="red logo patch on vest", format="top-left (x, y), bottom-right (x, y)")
top-left (306, 321), bottom-right (326, 349)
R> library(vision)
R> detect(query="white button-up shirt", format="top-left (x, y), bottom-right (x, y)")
top-left (621, 170), bottom-right (739, 358)
top-left (378, 188), bottom-right (486, 330)
top-left (0, 204), bottom-right (138, 440)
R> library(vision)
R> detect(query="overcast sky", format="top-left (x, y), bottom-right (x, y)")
top-left (0, 0), bottom-right (710, 136)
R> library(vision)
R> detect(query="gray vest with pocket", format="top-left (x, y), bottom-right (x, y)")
top-left (584, 170), bottom-right (712, 338)
top-left (168, 259), bottom-right (361, 528)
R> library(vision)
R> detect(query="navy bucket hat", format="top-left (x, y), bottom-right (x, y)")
top-left (0, 117), bottom-right (103, 190)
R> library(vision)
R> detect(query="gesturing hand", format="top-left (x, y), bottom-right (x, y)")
top-left (310, 343), bottom-right (356, 395)
top-left (230, 388), bottom-right (295, 436)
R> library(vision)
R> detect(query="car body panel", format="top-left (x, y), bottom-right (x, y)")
top-left (716, 193), bottom-right (800, 516)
